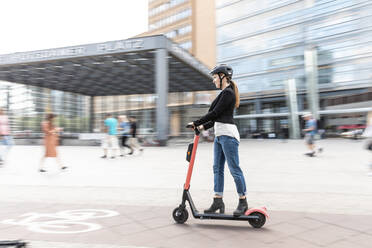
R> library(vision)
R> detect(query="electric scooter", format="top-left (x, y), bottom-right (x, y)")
top-left (172, 124), bottom-right (268, 228)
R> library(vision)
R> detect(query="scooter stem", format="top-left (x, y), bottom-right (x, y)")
top-left (184, 133), bottom-right (200, 190)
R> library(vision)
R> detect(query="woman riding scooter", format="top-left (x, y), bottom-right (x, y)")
top-left (188, 64), bottom-right (248, 216)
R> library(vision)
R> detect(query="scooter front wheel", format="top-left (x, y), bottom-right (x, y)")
top-left (248, 212), bottom-right (266, 228)
top-left (172, 207), bottom-right (189, 224)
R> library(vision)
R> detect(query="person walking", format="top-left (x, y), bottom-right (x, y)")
top-left (0, 108), bottom-right (12, 166)
top-left (101, 113), bottom-right (119, 159)
top-left (118, 115), bottom-right (133, 156)
top-left (189, 64), bottom-right (248, 217)
top-left (128, 116), bottom-right (143, 155)
top-left (302, 113), bottom-right (322, 157)
top-left (39, 113), bottom-right (67, 172)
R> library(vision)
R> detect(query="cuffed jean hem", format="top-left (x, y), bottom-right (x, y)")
top-left (214, 192), bottom-right (223, 197)
top-left (238, 192), bottom-right (246, 197)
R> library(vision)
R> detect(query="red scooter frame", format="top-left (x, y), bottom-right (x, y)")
top-left (172, 125), bottom-right (268, 228)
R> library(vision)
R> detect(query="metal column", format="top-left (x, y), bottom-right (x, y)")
top-left (89, 96), bottom-right (95, 132)
top-left (254, 99), bottom-right (262, 132)
top-left (286, 79), bottom-right (300, 139)
top-left (305, 47), bottom-right (319, 120)
top-left (155, 49), bottom-right (169, 146)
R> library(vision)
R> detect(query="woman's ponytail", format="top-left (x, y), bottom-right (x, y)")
top-left (229, 80), bottom-right (240, 108)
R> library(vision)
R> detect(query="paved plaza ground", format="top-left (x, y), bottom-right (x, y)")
top-left (0, 138), bottom-right (371, 247)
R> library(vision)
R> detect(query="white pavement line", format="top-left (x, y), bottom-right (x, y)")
top-left (29, 241), bottom-right (154, 248)
top-left (1, 209), bottom-right (120, 234)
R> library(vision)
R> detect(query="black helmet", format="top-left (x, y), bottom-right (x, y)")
top-left (210, 64), bottom-right (233, 79)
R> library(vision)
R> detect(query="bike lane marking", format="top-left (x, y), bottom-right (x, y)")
top-left (1, 209), bottom-right (120, 234)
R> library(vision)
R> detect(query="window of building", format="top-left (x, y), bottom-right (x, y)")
top-left (269, 55), bottom-right (303, 68)
top-left (149, 0), bottom-right (187, 17)
top-left (179, 41), bottom-right (192, 50)
top-left (149, 8), bottom-right (191, 31)
top-left (165, 25), bottom-right (191, 39)
top-left (216, 0), bottom-right (240, 8)
top-left (269, 0), bottom-right (354, 26)
top-left (268, 32), bottom-right (303, 48)
top-left (236, 77), bottom-right (263, 93)
top-left (218, 36), bottom-right (263, 61)
top-left (217, 0), bottom-right (263, 25)
top-left (217, 15), bottom-right (266, 43)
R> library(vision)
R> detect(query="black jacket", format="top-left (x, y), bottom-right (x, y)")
top-left (194, 85), bottom-right (236, 130)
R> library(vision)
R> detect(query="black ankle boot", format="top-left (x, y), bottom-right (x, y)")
top-left (204, 197), bottom-right (225, 214)
top-left (233, 198), bottom-right (248, 216)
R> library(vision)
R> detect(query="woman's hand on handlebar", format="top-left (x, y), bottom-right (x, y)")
top-left (187, 122), bottom-right (204, 131)
top-left (187, 122), bottom-right (195, 129)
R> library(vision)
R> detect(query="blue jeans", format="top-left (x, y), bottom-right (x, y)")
top-left (0, 135), bottom-right (13, 146)
top-left (0, 135), bottom-right (12, 161)
top-left (213, 135), bottom-right (246, 197)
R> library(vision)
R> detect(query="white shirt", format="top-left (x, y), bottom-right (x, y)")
top-left (214, 122), bottom-right (240, 142)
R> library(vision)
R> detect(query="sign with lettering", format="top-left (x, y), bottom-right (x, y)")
top-left (0, 39), bottom-right (145, 65)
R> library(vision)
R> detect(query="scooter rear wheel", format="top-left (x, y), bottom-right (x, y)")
top-left (172, 207), bottom-right (189, 224)
top-left (248, 212), bottom-right (266, 228)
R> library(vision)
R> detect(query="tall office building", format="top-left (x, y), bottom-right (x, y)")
top-left (216, 0), bottom-right (372, 138)
top-left (143, 0), bottom-right (216, 68)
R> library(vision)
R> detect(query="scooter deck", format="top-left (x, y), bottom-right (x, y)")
top-left (193, 211), bottom-right (259, 221)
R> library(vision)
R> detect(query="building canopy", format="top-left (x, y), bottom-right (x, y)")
top-left (0, 35), bottom-right (214, 96)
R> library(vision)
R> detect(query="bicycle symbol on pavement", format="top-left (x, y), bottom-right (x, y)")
top-left (1, 209), bottom-right (120, 234)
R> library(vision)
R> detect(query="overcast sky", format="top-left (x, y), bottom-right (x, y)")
top-left (0, 0), bottom-right (148, 54)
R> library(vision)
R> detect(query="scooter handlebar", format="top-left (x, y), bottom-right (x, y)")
top-left (186, 124), bottom-right (200, 136)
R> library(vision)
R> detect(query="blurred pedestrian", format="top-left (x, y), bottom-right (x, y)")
top-left (0, 108), bottom-right (12, 166)
top-left (302, 113), bottom-right (323, 157)
top-left (128, 116), bottom-right (143, 155)
top-left (363, 112), bottom-right (372, 176)
top-left (39, 113), bottom-right (67, 172)
top-left (101, 113), bottom-right (119, 159)
top-left (118, 115), bottom-right (133, 156)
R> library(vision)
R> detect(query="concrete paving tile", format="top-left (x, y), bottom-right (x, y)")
top-left (294, 225), bottom-right (359, 246)
top-left (287, 216), bottom-right (327, 230)
top-left (23, 232), bottom-right (80, 243)
top-left (23, 240), bottom-right (155, 248)
top-left (114, 205), bottom-right (154, 215)
top-left (96, 215), bottom-right (133, 228)
top-left (263, 211), bottom-right (305, 226)
top-left (212, 238), bottom-right (267, 248)
top-left (189, 222), bottom-right (245, 241)
top-left (325, 240), bottom-right (367, 248)
top-left (72, 229), bottom-right (123, 244)
top-left (308, 213), bottom-right (372, 232)
top-left (265, 237), bottom-right (319, 248)
top-left (346, 233), bottom-right (372, 248)
top-left (0, 226), bottom-right (31, 240)
top-left (365, 228), bottom-right (372, 235)
top-left (264, 222), bottom-right (309, 237)
top-left (155, 232), bottom-right (215, 248)
top-left (243, 227), bottom-right (289, 244)
top-left (127, 209), bottom-right (166, 222)
top-left (0, 204), bottom-right (45, 216)
top-left (138, 217), bottom-right (174, 230)
top-left (108, 222), bottom-right (150, 236)
top-left (119, 229), bottom-right (167, 247)
top-left (155, 223), bottom-right (193, 238)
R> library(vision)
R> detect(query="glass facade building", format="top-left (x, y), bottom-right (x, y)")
top-left (216, 0), bottom-right (372, 137)
top-left (0, 81), bottom-right (90, 137)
